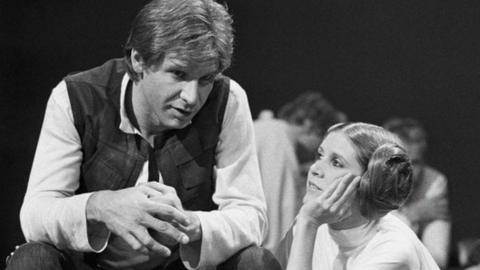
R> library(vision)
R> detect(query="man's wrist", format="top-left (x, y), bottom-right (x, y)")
top-left (86, 191), bottom-right (109, 222)
top-left (185, 211), bottom-right (202, 242)
top-left (85, 191), bottom-right (111, 251)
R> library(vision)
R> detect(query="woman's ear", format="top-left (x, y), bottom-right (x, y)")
top-left (131, 49), bottom-right (145, 73)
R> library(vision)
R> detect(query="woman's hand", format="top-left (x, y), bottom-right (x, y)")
top-left (298, 173), bottom-right (360, 227)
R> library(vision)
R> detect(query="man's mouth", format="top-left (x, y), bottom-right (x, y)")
top-left (172, 107), bottom-right (193, 118)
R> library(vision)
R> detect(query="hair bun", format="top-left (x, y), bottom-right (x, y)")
top-left (358, 144), bottom-right (413, 219)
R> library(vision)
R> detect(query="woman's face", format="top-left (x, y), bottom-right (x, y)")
top-left (305, 131), bottom-right (364, 200)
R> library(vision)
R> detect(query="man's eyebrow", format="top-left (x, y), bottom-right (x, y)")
top-left (167, 58), bottom-right (188, 68)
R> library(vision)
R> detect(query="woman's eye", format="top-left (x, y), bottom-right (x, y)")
top-left (331, 158), bottom-right (343, 168)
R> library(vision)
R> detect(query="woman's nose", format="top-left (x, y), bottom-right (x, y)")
top-left (310, 160), bottom-right (324, 178)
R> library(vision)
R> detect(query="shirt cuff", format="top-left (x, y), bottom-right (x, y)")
top-left (180, 211), bottom-right (223, 269)
top-left (54, 192), bottom-right (110, 252)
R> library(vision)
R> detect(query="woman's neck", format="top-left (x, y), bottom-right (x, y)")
top-left (328, 208), bottom-right (369, 230)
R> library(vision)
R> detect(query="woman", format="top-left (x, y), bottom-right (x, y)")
top-left (279, 122), bottom-right (439, 270)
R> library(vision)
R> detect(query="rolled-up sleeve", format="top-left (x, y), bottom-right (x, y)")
top-left (180, 80), bottom-right (267, 269)
top-left (20, 81), bottom-right (108, 252)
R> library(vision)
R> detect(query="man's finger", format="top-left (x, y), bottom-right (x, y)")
top-left (149, 193), bottom-right (184, 210)
top-left (138, 184), bottom-right (163, 199)
top-left (146, 202), bottom-right (190, 226)
top-left (143, 182), bottom-right (177, 195)
top-left (121, 231), bottom-right (148, 253)
top-left (131, 227), bottom-right (171, 256)
top-left (142, 215), bottom-right (190, 245)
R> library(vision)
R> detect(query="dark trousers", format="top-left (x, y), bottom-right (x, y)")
top-left (5, 242), bottom-right (282, 270)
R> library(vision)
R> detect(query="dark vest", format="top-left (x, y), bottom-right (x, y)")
top-left (64, 58), bottom-right (229, 211)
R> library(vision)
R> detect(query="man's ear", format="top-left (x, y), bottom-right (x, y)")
top-left (131, 49), bottom-right (145, 73)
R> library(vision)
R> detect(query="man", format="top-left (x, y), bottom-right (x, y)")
top-left (254, 92), bottom-right (346, 253)
top-left (384, 117), bottom-right (451, 269)
top-left (7, 0), bottom-right (280, 269)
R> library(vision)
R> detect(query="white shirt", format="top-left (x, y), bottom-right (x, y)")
top-left (20, 73), bottom-right (267, 269)
top-left (311, 214), bottom-right (439, 270)
top-left (277, 214), bottom-right (439, 270)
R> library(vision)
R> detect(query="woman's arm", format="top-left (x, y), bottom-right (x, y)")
top-left (286, 174), bottom-right (360, 270)
top-left (286, 219), bottom-right (319, 270)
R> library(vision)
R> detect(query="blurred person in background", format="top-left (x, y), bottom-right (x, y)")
top-left (254, 92), bottom-right (346, 254)
top-left (384, 117), bottom-right (451, 269)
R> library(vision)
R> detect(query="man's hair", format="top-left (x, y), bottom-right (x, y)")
top-left (383, 117), bottom-right (428, 153)
top-left (277, 92), bottom-right (347, 137)
top-left (124, 0), bottom-right (234, 81)
top-left (327, 122), bottom-right (413, 220)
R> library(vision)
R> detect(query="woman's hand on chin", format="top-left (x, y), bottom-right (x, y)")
top-left (298, 174), bottom-right (361, 227)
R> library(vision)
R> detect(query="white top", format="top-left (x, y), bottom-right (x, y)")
top-left (20, 73), bottom-right (267, 269)
top-left (280, 214), bottom-right (440, 270)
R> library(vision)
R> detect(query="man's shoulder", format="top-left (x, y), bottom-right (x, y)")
top-left (64, 58), bottom-right (126, 87)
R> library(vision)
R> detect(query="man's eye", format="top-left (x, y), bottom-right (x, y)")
top-left (199, 74), bottom-right (216, 85)
top-left (315, 153), bottom-right (323, 160)
top-left (172, 70), bottom-right (186, 79)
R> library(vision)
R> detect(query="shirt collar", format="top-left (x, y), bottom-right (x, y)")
top-left (119, 73), bottom-right (141, 135)
top-left (328, 220), bottom-right (377, 251)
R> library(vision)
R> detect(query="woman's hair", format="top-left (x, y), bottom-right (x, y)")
top-left (123, 0), bottom-right (234, 81)
top-left (328, 122), bottom-right (413, 220)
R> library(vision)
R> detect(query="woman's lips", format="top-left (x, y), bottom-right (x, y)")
top-left (307, 181), bottom-right (322, 191)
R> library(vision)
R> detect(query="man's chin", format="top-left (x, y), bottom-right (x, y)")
top-left (164, 118), bottom-right (192, 130)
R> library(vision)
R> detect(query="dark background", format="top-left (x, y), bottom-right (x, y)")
top-left (1, 0), bottom-right (479, 266)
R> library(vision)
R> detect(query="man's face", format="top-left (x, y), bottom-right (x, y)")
top-left (404, 141), bottom-right (425, 181)
top-left (133, 52), bottom-right (219, 132)
top-left (405, 141), bottom-right (424, 165)
top-left (295, 121), bottom-right (323, 165)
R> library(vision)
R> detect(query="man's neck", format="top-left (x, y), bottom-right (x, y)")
top-left (127, 81), bottom-right (161, 146)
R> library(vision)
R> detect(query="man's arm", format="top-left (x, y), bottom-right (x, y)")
top-left (21, 82), bottom-right (191, 254)
top-left (20, 81), bottom-right (105, 251)
top-left (422, 219), bottom-right (451, 269)
top-left (421, 174), bottom-right (451, 269)
top-left (179, 79), bottom-right (267, 268)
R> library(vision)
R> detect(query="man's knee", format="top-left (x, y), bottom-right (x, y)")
top-left (218, 245), bottom-right (282, 270)
top-left (6, 242), bottom-right (75, 270)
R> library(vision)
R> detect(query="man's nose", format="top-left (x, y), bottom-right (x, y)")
top-left (180, 80), bottom-right (199, 106)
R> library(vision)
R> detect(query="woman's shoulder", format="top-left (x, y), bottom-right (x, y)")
top-left (362, 216), bottom-right (416, 254)
top-left (358, 214), bottom-right (439, 269)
